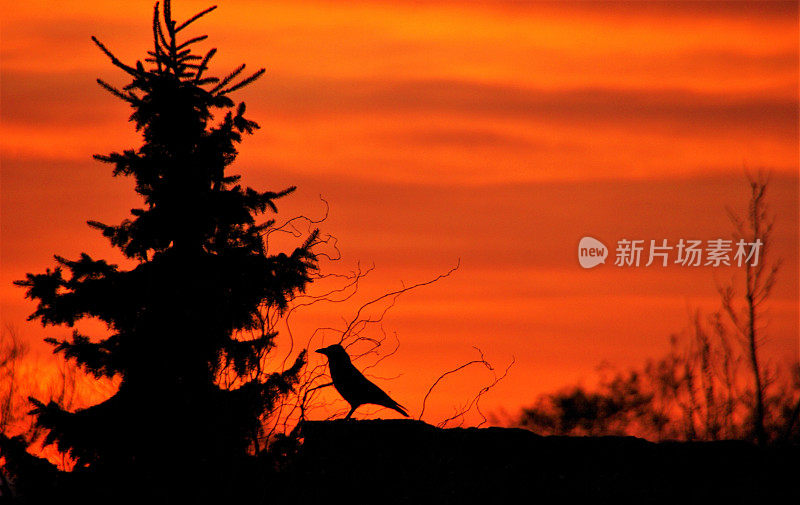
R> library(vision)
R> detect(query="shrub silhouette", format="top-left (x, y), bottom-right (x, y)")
top-left (518, 176), bottom-right (800, 444)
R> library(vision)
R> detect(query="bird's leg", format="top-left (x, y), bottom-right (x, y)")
top-left (345, 406), bottom-right (357, 420)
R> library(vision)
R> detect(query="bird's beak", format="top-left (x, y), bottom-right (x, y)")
top-left (314, 348), bottom-right (326, 355)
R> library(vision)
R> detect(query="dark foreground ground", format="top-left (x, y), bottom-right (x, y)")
top-left (280, 419), bottom-right (799, 504)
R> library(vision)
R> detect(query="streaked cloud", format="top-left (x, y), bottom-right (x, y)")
top-left (1, 0), bottom-right (797, 419)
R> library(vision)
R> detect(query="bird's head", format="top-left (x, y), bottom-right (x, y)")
top-left (315, 344), bottom-right (347, 359)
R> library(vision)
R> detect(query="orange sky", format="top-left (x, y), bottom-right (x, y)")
top-left (1, 0), bottom-right (798, 425)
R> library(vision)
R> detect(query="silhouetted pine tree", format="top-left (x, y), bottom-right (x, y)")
top-left (8, 1), bottom-right (317, 500)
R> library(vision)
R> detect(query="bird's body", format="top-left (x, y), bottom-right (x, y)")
top-left (316, 344), bottom-right (409, 419)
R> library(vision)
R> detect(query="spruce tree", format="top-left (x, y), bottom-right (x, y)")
top-left (11, 1), bottom-right (317, 500)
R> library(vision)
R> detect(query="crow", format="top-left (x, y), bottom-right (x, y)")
top-left (315, 344), bottom-right (409, 419)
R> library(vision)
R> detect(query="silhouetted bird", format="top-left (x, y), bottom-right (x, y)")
top-left (316, 344), bottom-right (409, 419)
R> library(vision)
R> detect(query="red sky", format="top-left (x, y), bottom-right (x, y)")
top-left (1, 0), bottom-right (798, 424)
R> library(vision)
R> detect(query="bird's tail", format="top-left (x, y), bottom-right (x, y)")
top-left (391, 402), bottom-right (409, 417)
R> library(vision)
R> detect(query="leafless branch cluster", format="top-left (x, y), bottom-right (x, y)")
top-left (419, 347), bottom-right (515, 428)
top-left (213, 198), bottom-right (509, 452)
top-left (718, 171), bottom-right (782, 444)
top-left (518, 172), bottom-right (799, 444)
top-left (290, 261), bottom-right (462, 427)
top-left (0, 327), bottom-right (28, 436)
top-left (0, 326), bottom-right (85, 471)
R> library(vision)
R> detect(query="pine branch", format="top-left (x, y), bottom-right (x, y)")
top-left (154, 11), bottom-right (171, 56)
top-left (96, 79), bottom-right (134, 103)
top-left (194, 47), bottom-right (217, 82)
top-left (178, 35), bottom-right (208, 50)
top-left (152, 2), bottom-right (163, 72)
top-left (210, 63), bottom-right (245, 93)
top-left (175, 5), bottom-right (218, 32)
top-left (219, 68), bottom-right (266, 95)
top-left (164, 0), bottom-right (175, 39)
top-left (91, 36), bottom-right (139, 77)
